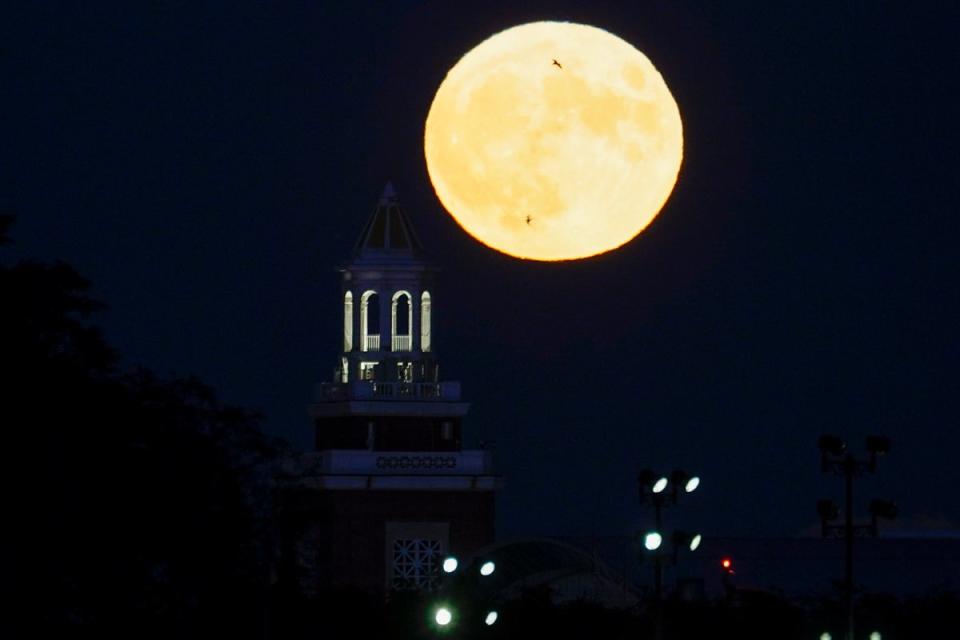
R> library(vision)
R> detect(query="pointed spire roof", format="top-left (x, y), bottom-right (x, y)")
top-left (351, 182), bottom-right (425, 259)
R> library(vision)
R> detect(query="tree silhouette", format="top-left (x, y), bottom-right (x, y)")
top-left (1, 219), bottom-right (281, 640)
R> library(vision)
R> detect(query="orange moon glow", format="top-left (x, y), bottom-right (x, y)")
top-left (424, 21), bottom-right (683, 261)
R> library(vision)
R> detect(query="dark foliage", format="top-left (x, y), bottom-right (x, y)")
top-left (268, 588), bottom-right (429, 640)
top-left (1, 218), bottom-right (281, 640)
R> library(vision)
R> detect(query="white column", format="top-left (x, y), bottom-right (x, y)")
top-left (343, 291), bottom-right (354, 352)
top-left (421, 291), bottom-right (432, 353)
top-left (379, 288), bottom-right (391, 353)
top-left (411, 290), bottom-right (422, 352)
top-left (351, 290), bottom-right (362, 354)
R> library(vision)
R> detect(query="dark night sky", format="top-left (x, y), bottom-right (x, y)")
top-left (3, 2), bottom-right (958, 540)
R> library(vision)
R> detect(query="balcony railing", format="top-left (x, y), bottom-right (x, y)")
top-left (373, 382), bottom-right (439, 399)
top-left (280, 450), bottom-right (494, 477)
top-left (317, 380), bottom-right (461, 402)
top-left (392, 334), bottom-right (411, 352)
top-left (364, 334), bottom-right (380, 351)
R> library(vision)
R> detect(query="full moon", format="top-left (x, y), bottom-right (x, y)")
top-left (424, 21), bottom-right (683, 261)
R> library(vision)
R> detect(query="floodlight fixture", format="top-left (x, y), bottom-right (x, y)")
top-left (644, 531), bottom-right (663, 551)
top-left (479, 561), bottom-right (496, 576)
top-left (865, 436), bottom-right (891, 455)
top-left (820, 633), bottom-right (831, 640)
top-left (652, 476), bottom-right (669, 493)
top-left (689, 533), bottom-right (702, 551)
top-left (442, 556), bottom-right (458, 573)
top-left (484, 611), bottom-right (498, 626)
top-left (670, 469), bottom-right (700, 494)
top-left (638, 469), bottom-right (669, 496)
top-left (671, 530), bottom-right (702, 553)
top-left (869, 632), bottom-right (881, 640)
top-left (435, 607), bottom-right (452, 626)
top-left (818, 434), bottom-right (846, 457)
top-left (865, 435), bottom-right (892, 471)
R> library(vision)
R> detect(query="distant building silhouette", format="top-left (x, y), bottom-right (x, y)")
top-left (275, 183), bottom-right (500, 595)
top-left (563, 534), bottom-right (960, 601)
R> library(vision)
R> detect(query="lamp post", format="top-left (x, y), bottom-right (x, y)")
top-left (637, 468), bottom-right (701, 640)
top-left (817, 435), bottom-right (895, 640)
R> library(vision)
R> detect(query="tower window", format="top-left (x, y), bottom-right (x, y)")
top-left (395, 294), bottom-right (410, 334)
top-left (360, 361), bottom-right (378, 380)
top-left (360, 291), bottom-right (380, 351)
top-left (392, 290), bottom-right (413, 352)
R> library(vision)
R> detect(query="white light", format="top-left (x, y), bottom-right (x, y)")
top-left (685, 476), bottom-right (701, 493)
top-left (652, 477), bottom-right (669, 493)
top-left (869, 633), bottom-right (881, 640)
top-left (820, 633), bottom-right (831, 640)
top-left (689, 534), bottom-right (702, 551)
top-left (644, 532), bottom-right (663, 551)
top-left (435, 608), bottom-right (452, 626)
top-left (484, 611), bottom-right (498, 626)
top-left (442, 557), bottom-right (458, 573)
top-left (480, 561), bottom-right (496, 576)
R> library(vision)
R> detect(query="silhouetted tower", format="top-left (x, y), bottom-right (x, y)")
top-left (277, 183), bottom-right (499, 595)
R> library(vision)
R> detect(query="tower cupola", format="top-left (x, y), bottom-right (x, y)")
top-left (333, 183), bottom-right (438, 387)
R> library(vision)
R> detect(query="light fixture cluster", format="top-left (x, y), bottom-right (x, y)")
top-left (431, 554), bottom-right (499, 631)
top-left (638, 468), bottom-right (703, 557)
top-left (817, 435), bottom-right (897, 538)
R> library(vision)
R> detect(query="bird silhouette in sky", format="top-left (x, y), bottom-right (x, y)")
top-left (525, 215), bottom-right (533, 225)
top-left (552, 59), bottom-right (562, 69)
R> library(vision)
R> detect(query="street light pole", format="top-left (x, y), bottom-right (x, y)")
top-left (817, 436), bottom-right (894, 640)
top-left (653, 496), bottom-right (664, 640)
top-left (844, 455), bottom-right (855, 640)
top-left (637, 469), bottom-right (701, 640)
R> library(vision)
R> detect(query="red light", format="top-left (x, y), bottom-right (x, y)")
top-left (721, 558), bottom-right (732, 570)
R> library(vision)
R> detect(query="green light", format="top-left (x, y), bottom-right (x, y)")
top-left (644, 532), bottom-right (663, 551)
top-left (435, 607), bottom-right (452, 626)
